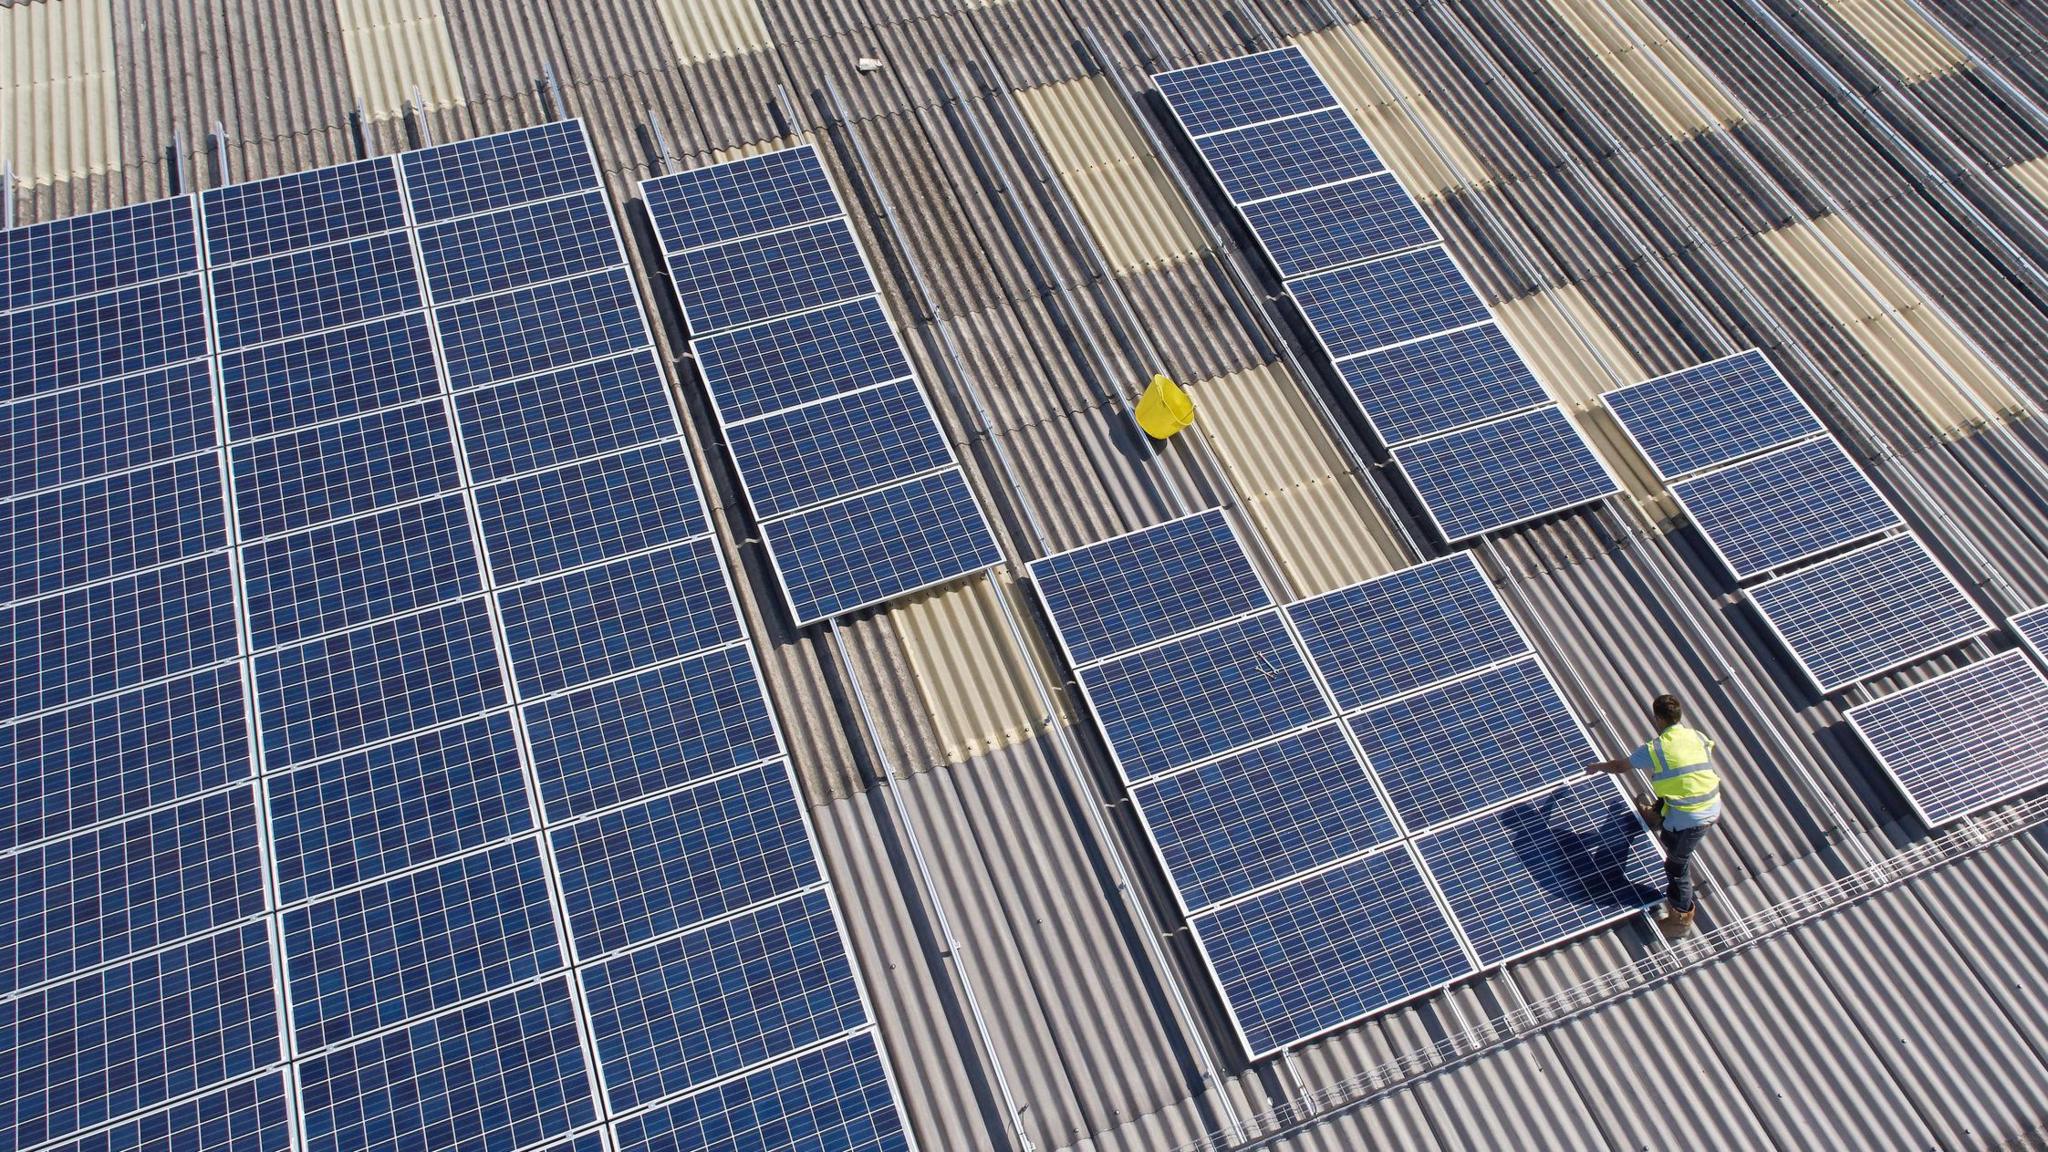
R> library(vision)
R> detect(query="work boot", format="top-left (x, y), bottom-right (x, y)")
top-left (1656, 902), bottom-right (1696, 940)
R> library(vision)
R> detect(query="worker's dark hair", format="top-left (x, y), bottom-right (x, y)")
top-left (1651, 694), bottom-right (1683, 726)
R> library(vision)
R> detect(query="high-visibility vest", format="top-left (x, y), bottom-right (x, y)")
top-left (1646, 724), bottom-right (1722, 822)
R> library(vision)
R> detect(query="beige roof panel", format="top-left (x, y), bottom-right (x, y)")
top-left (1290, 23), bottom-right (1490, 201)
top-left (1819, 0), bottom-right (1966, 81)
top-left (655, 0), bottom-right (770, 65)
top-left (0, 0), bottom-right (120, 186)
top-left (1539, 0), bottom-right (1740, 136)
top-left (1016, 76), bottom-right (1202, 275)
top-left (892, 569), bottom-right (1071, 767)
top-left (336, 0), bottom-right (466, 120)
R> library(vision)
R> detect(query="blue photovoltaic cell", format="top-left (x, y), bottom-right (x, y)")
top-left (1748, 534), bottom-right (1987, 692)
top-left (209, 230), bottom-right (420, 351)
top-left (1350, 657), bottom-right (1591, 831)
top-left (1417, 778), bottom-right (1660, 965)
top-left (476, 440), bottom-right (708, 584)
top-left (0, 921), bottom-right (278, 1152)
top-left (4, 359), bottom-right (216, 495)
top-left (1079, 611), bottom-right (1331, 781)
top-left (551, 762), bottom-right (820, 957)
top-left (1199, 108), bottom-right (1383, 203)
top-left (1334, 323), bottom-right (1552, 445)
top-left (435, 266), bottom-right (644, 391)
top-left (667, 219), bottom-right (875, 336)
top-left (3, 197), bottom-right (198, 312)
top-left (40, 1073), bottom-right (292, 1152)
top-left (2014, 605), bottom-right (2048, 663)
top-left (230, 399), bottom-right (462, 540)
top-left (218, 312), bottom-right (440, 441)
top-left (454, 350), bottom-right (676, 483)
top-left (0, 786), bottom-right (264, 995)
top-left (763, 469), bottom-right (1003, 624)
top-left (1, 552), bottom-right (239, 723)
top-left (201, 158), bottom-right (406, 266)
top-left (284, 836), bottom-right (563, 1052)
top-left (1394, 407), bottom-right (1615, 541)
top-left (418, 190), bottom-right (622, 303)
top-left (295, 977), bottom-right (594, 1152)
top-left (580, 890), bottom-right (866, 1111)
top-left (1133, 722), bottom-right (1397, 912)
top-left (1847, 650), bottom-right (2048, 825)
top-left (497, 536), bottom-right (743, 698)
top-left (1240, 172), bottom-right (1437, 278)
top-left (254, 597), bottom-right (507, 770)
top-left (402, 120), bottom-right (601, 225)
top-left (1287, 553), bottom-right (1528, 711)
top-left (1155, 47), bottom-right (1337, 137)
top-left (265, 712), bottom-right (534, 905)
top-left (1030, 508), bottom-right (1271, 666)
top-left (1291, 248), bottom-right (1487, 359)
top-left (524, 642), bottom-right (782, 822)
top-left (3, 453), bottom-right (227, 602)
top-left (691, 296), bottom-right (911, 423)
top-left (727, 379), bottom-right (953, 518)
top-left (2, 275), bottom-right (210, 400)
top-left (0, 665), bottom-right (248, 853)
top-left (644, 146), bottom-right (842, 252)
top-left (241, 494), bottom-right (482, 651)
top-left (614, 1031), bottom-right (909, 1152)
top-left (1672, 438), bottom-right (1901, 580)
top-left (1193, 847), bottom-right (1470, 1056)
top-left (1602, 349), bottom-right (1821, 479)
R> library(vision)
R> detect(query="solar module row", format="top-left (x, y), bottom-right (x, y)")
top-left (643, 145), bottom-right (1002, 625)
top-left (0, 121), bottom-right (910, 1152)
top-left (1154, 49), bottom-right (1617, 542)
top-left (1031, 510), bottom-right (1658, 1055)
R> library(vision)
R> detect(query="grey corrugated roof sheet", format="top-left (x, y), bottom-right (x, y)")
top-left (15, 0), bottom-right (2048, 1147)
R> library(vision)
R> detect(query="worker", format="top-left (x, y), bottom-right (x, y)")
top-left (1587, 693), bottom-right (1721, 939)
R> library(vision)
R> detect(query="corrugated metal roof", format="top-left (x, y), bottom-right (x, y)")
top-left (13, 0), bottom-right (2048, 1147)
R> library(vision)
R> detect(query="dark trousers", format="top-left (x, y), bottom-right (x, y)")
top-left (1658, 823), bottom-right (1712, 912)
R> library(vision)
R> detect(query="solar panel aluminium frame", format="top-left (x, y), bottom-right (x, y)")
top-left (1387, 406), bottom-right (1622, 541)
top-left (1597, 348), bottom-right (1831, 483)
top-left (2012, 605), bottom-right (2048, 666)
top-left (1743, 532), bottom-right (1995, 694)
top-left (640, 147), bottom-right (1000, 625)
top-left (1664, 439), bottom-right (1908, 585)
top-left (1841, 649), bottom-right (2048, 828)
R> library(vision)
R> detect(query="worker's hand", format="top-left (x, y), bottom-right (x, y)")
top-left (1586, 758), bottom-right (1629, 776)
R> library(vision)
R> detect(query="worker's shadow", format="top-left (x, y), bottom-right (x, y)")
top-left (1496, 791), bottom-right (1660, 910)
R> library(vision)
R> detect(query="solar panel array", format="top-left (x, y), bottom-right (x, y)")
top-left (1845, 650), bottom-right (2048, 825)
top-left (1603, 350), bottom-right (1985, 692)
top-left (1030, 511), bottom-right (1659, 1055)
top-left (641, 146), bottom-right (1001, 625)
top-left (1, 121), bottom-right (910, 1152)
top-left (1153, 48), bottom-right (1616, 541)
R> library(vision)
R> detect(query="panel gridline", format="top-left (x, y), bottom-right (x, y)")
top-left (475, 439), bottom-right (710, 584)
top-left (1291, 247), bottom-right (1488, 359)
top-left (3, 196), bottom-right (199, 313)
top-left (4, 358), bottom-right (217, 496)
top-left (1747, 534), bottom-right (1988, 692)
top-left (1845, 649), bottom-right (2048, 825)
top-left (1028, 508), bottom-right (1271, 666)
top-left (691, 296), bottom-right (912, 423)
top-left (1333, 323), bottom-right (1552, 446)
top-left (38, 1073), bottom-right (291, 1152)
top-left (435, 266), bottom-right (647, 391)
top-left (1393, 406), bottom-right (1616, 541)
top-left (643, 145), bottom-right (842, 253)
top-left (1240, 172), bottom-right (1438, 279)
top-left (1197, 108), bottom-right (1386, 204)
top-left (201, 157), bottom-right (406, 267)
top-left (1155, 47), bottom-right (1339, 137)
top-left (761, 469), bottom-right (1003, 624)
top-left (666, 220), bottom-right (876, 337)
top-left (3, 452), bottom-right (228, 602)
top-left (217, 311), bottom-right (441, 441)
top-left (453, 349), bottom-right (677, 484)
top-left (1602, 349), bottom-right (1823, 480)
top-left (417, 189), bottom-right (623, 304)
top-left (613, 1031), bottom-right (909, 1152)
top-left (2, 274), bottom-right (212, 401)
top-left (208, 230), bottom-right (421, 352)
top-left (726, 379), bottom-right (954, 519)
top-left (2012, 604), bottom-right (2048, 664)
top-left (1671, 437), bottom-right (1901, 580)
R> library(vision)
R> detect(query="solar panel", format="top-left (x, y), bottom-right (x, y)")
top-left (435, 266), bottom-right (646, 390)
top-left (263, 713), bottom-right (533, 906)
top-left (1240, 172), bottom-right (1436, 278)
top-left (453, 349), bottom-right (677, 483)
top-left (726, 379), bottom-right (954, 519)
top-left (1287, 552), bottom-right (1529, 711)
top-left (401, 120), bottom-right (602, 224)
top-left (417, 190), bottom-right (621, 303)
top-left (208, 230), bottom-right (420, 351)
top-left (1747, 534), bottom-right (1989, 692)
top-left (294, 977), bottom-right (595, 1152)
top-left (1845, 649), bottom-right (2048, 825)
top-left (475, 440), bottom-right (709, 583)
top-left (217, 312), bottom-right (440, 440)
top-left (551, 761), bottom-right (820, 957)
top-left (0, 786), bottom-right (264, 995)
top-left (642, 145), bottom-right (842, 251)
top-left (2012, 604), bottom-right (2048, 663)
top-left (1602, 349), bottom-right (1822, 480)
top-left (1029, 508), bottom-right (1271, 666)
top-left (229, 399), bottom-right (462, 540)
top-left (667, 219), bottom-right (876, 336)
top-left (1333, 323), bottom-right (1552, 446)
top-left (1198, 108), bottom-right (1385, 204)
top-left (3, 275), bottom-right (211, 400)
top-left (1349, 657), bottom-right (1594, 830)
top-left (1155, 47), bottom-right (1339, 137)
top-left (1291, 248), bottom-right (1488, 359)
top-left (240, 494), bottom-right (482, 651)
top-left (1132, 722), bottom-right (1397, 912)
top-left (1671, 438), bottom-right (1901, 579)
top-left (283, 837), bottom-right (562, 1052)
top-left (614, 1031), bottom-right (910, 1152)
top-left (1394, 407), bottom-right (1616, 540)
top-left (42, 1073), bottom-right (292, 1152)
top-left (760, 470), bottom-right (1003, 624)
top-left (579, 890), bottom-right (867, 1110)
top-left (691, 296), bottom-right (912, 423)
top-left (5, 359), bottom-right (216, 494)
top-left (1191, 846), bottom-right (1471, 1056)
top-left (1415, 778), bottom-right (1660, 966)
top-left (201, 157), bottom-right (406, 266)
top-left (3, 453), bottom-right (228, 601)
top-left (4, 196), bottom-right (199, 311)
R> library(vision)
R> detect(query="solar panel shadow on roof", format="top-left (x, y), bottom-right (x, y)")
top-left (1392, 406), bottom-right (1617, 541)
top-left (1845, 649), bottom-right (2048, 826)
top-left (1671, 438), bottom-right (1902, 580)
top-left (1601, 348), bottom-right (1822, 480)
top-left (1746, 533), bottom-right (1989, 692)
